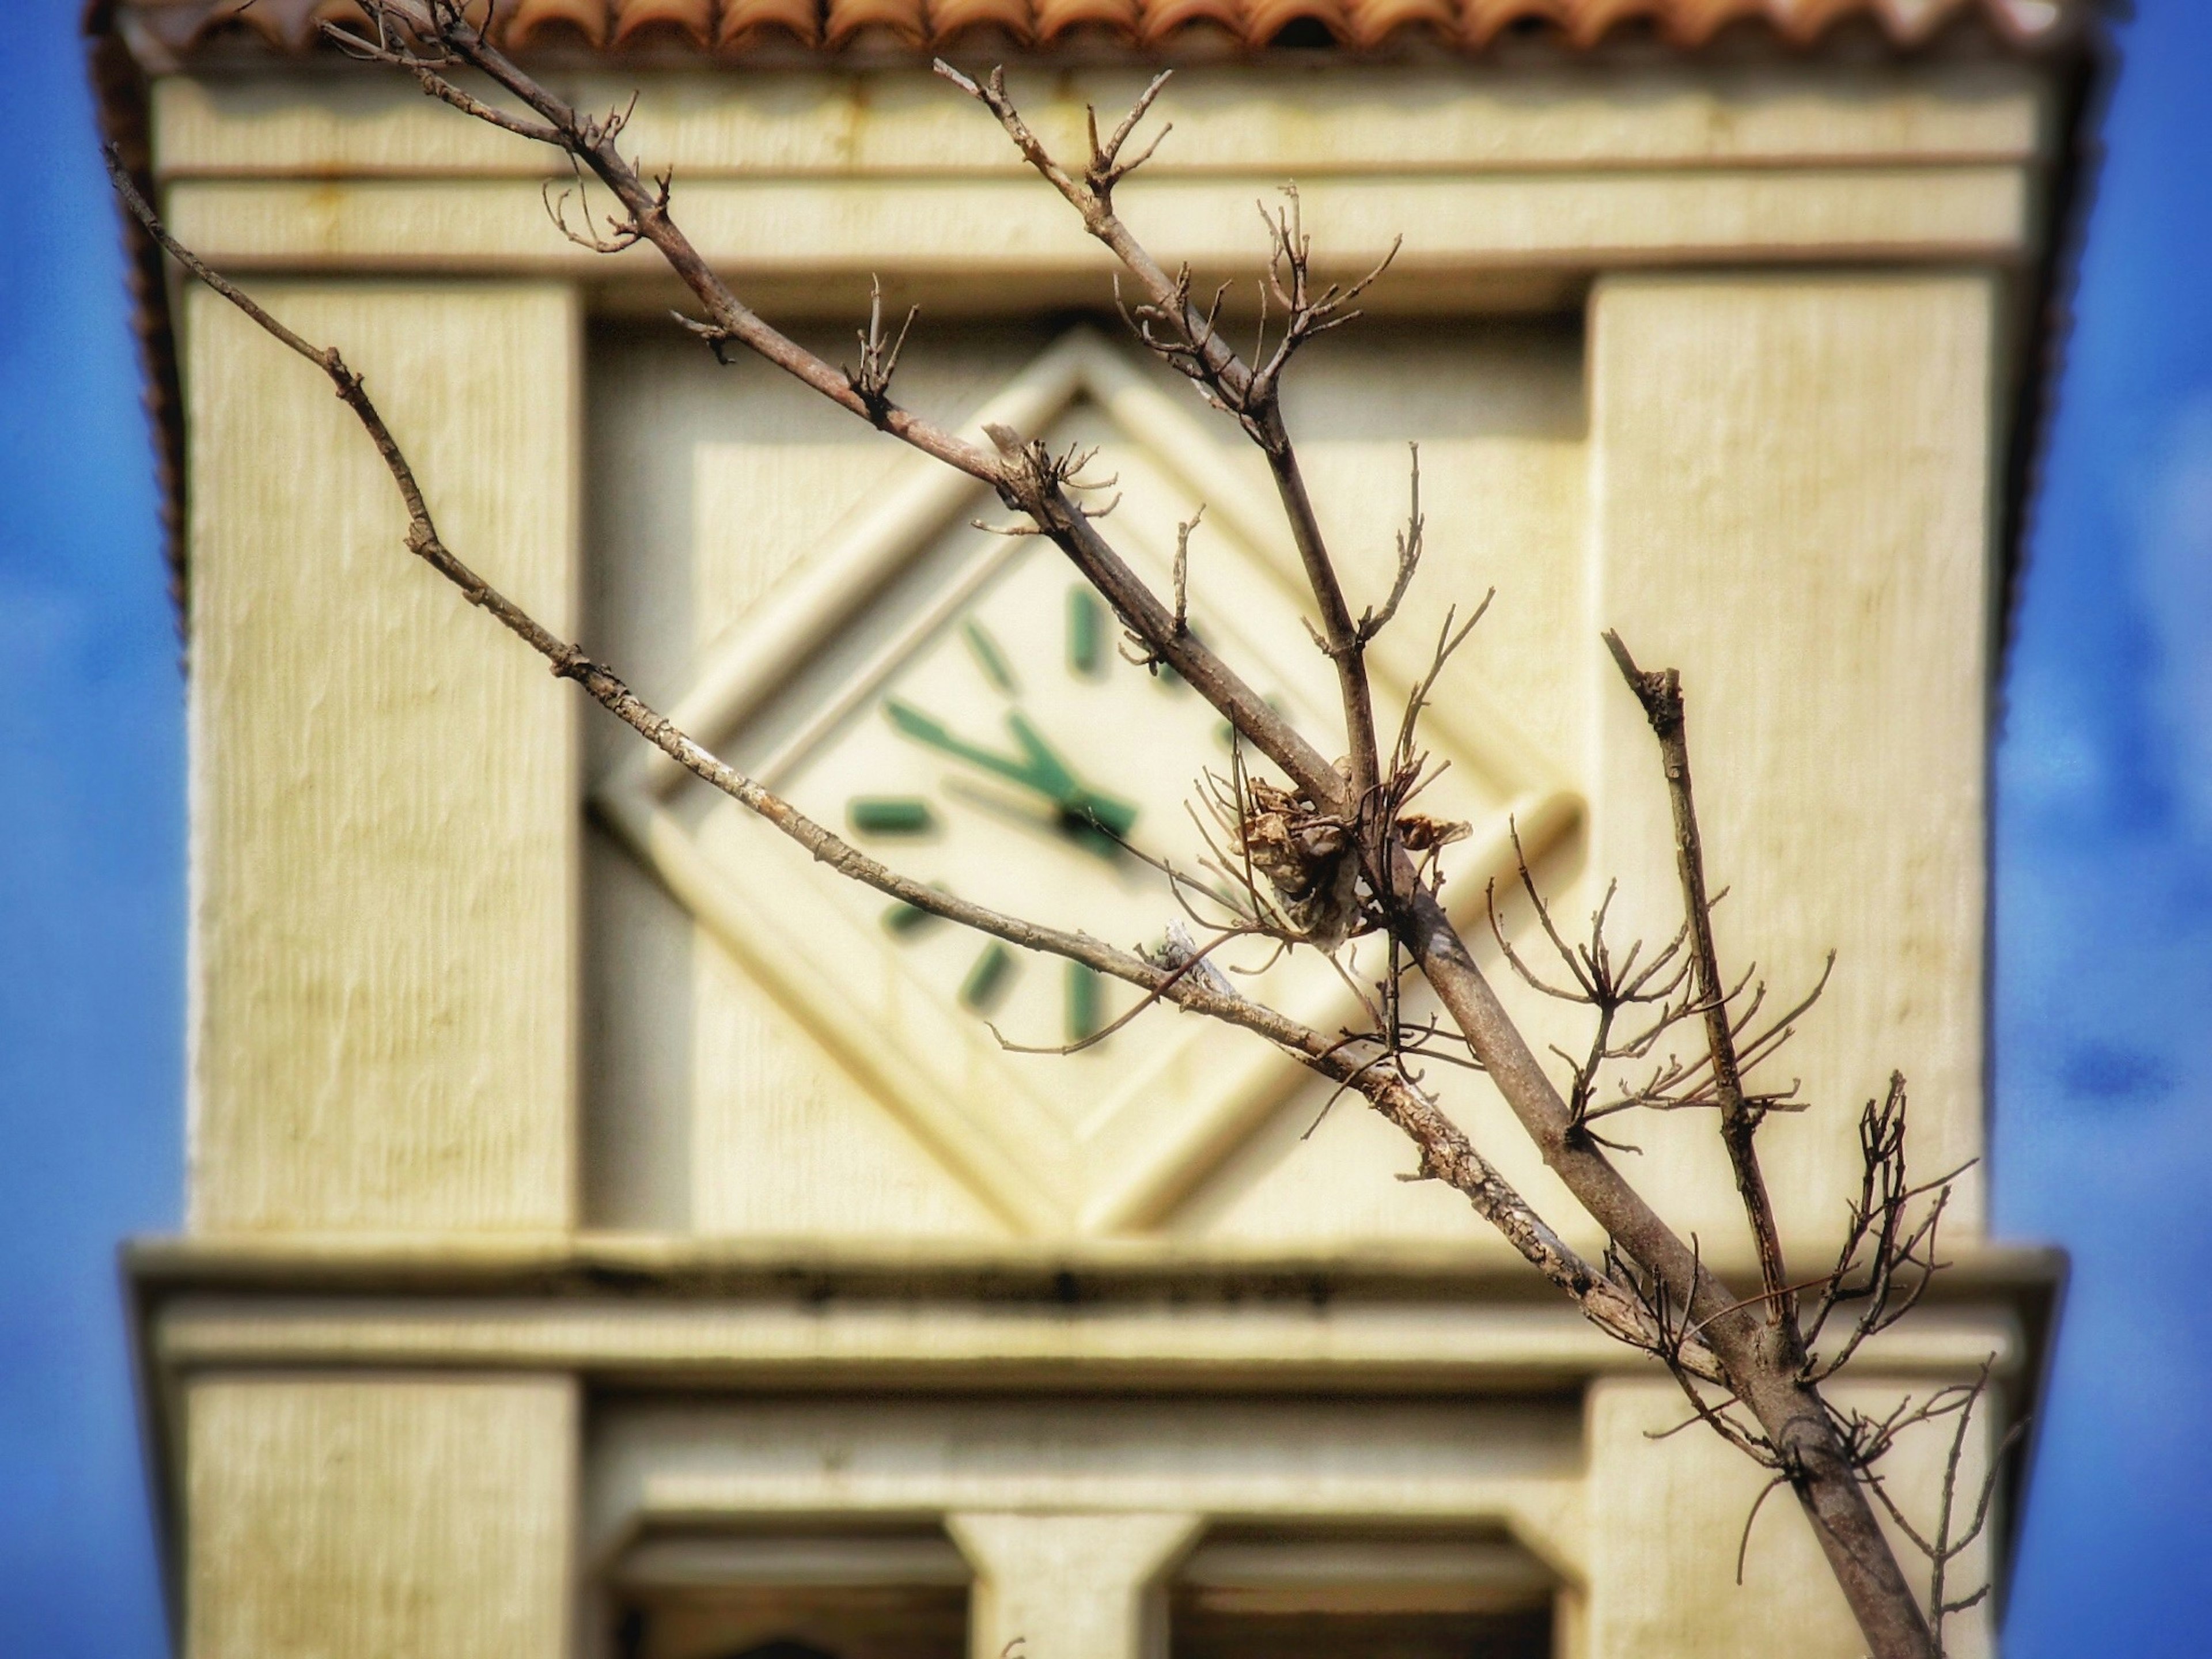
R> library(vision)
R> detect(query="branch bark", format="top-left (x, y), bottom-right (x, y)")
top-left (938, 62), bottom-right (1388, 813)
top-left (1604, 630), bottom-right (1798, 1342)
top-left (346, 9), bottom-right (1345, 813)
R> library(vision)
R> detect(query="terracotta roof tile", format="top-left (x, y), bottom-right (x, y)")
top-left (1344, 0), bottom-right (1460, 49)
top-left (611, 0), bottom-right (717, 44)
top-left (718, 0), bottom-right (823, 44)
top-left (817, 0), bottom-right (922, 45)
top-left (505, 0), bottom-right (612, 46)
top-left (929, 0), bottom-right (1041, 44)
top-left (1131, 0), bottom-right (1239, 43)
top-left (109, 0), bottom-right (2086, 60)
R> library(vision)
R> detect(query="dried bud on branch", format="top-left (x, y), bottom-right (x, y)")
top-left (1237, 778), bottom-right (1363, 950)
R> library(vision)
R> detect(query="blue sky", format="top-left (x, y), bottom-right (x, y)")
top-left (1990, 6), bottom-right (2212, 1649)
top-left (1, 4), bottom-right (2206, 1654)
top-left (0, 10), bottom-right (181, 1656)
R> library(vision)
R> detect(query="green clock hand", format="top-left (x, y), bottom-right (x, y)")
top-left (882, 698), bottom-right (1138, 849)
top-left (884, 698), bottom-right (1061, 794)
top-left (1003, 712), bottom-right (1139, 840)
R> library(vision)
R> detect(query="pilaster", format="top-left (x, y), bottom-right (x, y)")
top-left (185, 281), bottom-right (582, 1232)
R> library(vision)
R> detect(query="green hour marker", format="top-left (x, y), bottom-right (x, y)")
top-left (1067, 586), bottom-right (1106, 679)
top-left (882, 900), bottom-right (942, 935)
top-left (1065, 961), bottom-right (1103, 1043)
top-left (849, 796), bottom-right (937, 836)
top-left (884, 881), bottom-right (955, 937)
top-left (960, 942), bottom-right (1017, 1013)
top-left (963, 619), bottom-right (1017, 693)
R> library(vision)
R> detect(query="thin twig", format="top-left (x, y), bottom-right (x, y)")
top-left (1605, 630), bottom-right (1797, 1335)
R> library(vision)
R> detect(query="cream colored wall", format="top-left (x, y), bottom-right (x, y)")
top-left (184, 1373), bottom-right (578, 1659)
top-left (170, 63), bottom-right (2035, 1249)
top-left (187, 283), bottom-right (581, 1232)
top-left (147, 1261), bottom-right (2022, 1382)
top-left (1588, 271), bottom-right (1998, 1249)
top-left (156, 54), bottom-right (2052, 1659)
top-left (151, 65), bottom-right (2053, 180)
top-left (584, 1380), bottom-right (1999, 1659)
top-left (584, 321), bottom-right (1060, 1236)
top-left (951, 1513), bottom-right (1201, 1659)
top-left (588, 1395), bottom-right (1587, 1571)
top-left (579, 275), bottom-right (1999, 1262)
top-left (1582, 1374), bottom-right (1996, 1658)
top-left (152, 65), bottom-right (2052, 312)
top-left (178, 272), bottom-right (2002, 1256)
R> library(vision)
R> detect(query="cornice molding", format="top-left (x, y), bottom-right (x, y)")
top-left (107, 0), bottom-right (2088, 69)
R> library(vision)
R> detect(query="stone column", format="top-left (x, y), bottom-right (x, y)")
top-left (1586, 270), bottom-right (2000, 1256)
top-left (184, 1374), bottom-right (578, 1659)
top-left (184, 282), bottom-right (581, 1232)
top-left (1580, 1375), bottom-right (1993, 1659)
top-left (948, 1512), bottom-right (1201, 1659)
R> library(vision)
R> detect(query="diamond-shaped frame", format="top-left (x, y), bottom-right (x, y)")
top-left (596, 329), bottom-right (1580, 1236)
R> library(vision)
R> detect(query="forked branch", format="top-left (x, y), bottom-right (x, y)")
top-left (1802, 1075), bottom-right (1971, 1385)
top-left (935, 62), bottom-right (1398, 817)
top-left (844, 276), bottom-right (918, 421)
top-left (329, 3), bottom-right (1339, 810)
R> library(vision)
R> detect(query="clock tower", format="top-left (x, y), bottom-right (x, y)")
top-left (96, 3), bottom-right (2089, 1657)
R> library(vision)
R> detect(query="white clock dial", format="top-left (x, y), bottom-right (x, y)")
top-left (752, 493), bottom-right (1343, 1131)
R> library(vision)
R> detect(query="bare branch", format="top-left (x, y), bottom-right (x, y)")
top-left (115, 152), bottom-right (1715, 1383)
top-left (317, 13), bottom-right (562, 145)
top-left (1355, 444), bottom-right (1425, 645)
top-left (1801, 1075), bottom-right (1972, 1384)
top-left (936, 63), bottom-right (1391, 823)
top-left (333, 6), bottom-right (1339, 810)
top-left (1172, 505), bottom-right (1203, 638)
top-left (844, 275), bottom-right (919, 421)
top-left (1839, 1359), bottom-right (2020, 1656)
top-left (1086, 70), bottom-right (1175, 193)
top-left (936, 59), bottom-right (1256, 408)
top-left (1604, 628), bottom-right (1797, 1334)
top-left (1390, 599), bottom-right (1491, 783)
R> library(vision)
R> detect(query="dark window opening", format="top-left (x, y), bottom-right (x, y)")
top-left (1170, 1529), bottom-right (1554, 1659)
top-left (610, 1531), bottom-right (969, 1659)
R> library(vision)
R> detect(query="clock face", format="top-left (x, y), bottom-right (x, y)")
top-left (597, 330), bottom-right (1576, 1235)
top-left (747, 512), bottom-right (1336, 1134)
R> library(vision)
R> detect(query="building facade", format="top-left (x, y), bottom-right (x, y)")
top-left (97, 2), bottom-right (2088, 1655)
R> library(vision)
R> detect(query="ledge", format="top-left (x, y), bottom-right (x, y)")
top-left (127, 1233), bottom-right (2064, 1399)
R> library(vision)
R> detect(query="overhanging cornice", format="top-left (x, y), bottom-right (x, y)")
top-left (107, 0), bottom-right (2089, 65)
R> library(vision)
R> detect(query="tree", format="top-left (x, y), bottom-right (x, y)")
top-left (105, 4), bottom-right (2015, 1653)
